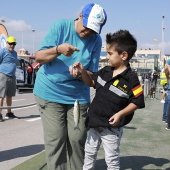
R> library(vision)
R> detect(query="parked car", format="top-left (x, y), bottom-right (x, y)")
top-left (29, 55), bottom-right (41, 72)
top-left (15, 57), bottom-right (36, 89)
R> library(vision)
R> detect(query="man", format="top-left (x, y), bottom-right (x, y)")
top-left (148, 71), bottom-right (152, 82)
top-left (33, 3), bottom-right (107, 170)
top-left (151, 70), bottom-right (158, 87)
top-left (0, 36), bottom-right (19, 121)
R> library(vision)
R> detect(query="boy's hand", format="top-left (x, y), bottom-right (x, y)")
top-left (109, 113), bottom-right (121, 126)
top-left (69, 62), bottom-right (84, 78)
top-left (69, 65), bottom-right (76, 77)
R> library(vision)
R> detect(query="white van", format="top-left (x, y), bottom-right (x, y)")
top-left (15, 57), bottom-right (36, 89)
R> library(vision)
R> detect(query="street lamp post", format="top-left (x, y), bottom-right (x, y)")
top-left (161, 15), bottom-right (165, 62)
top-left (21, 30), bottom-right (23, 48)
top-left (32, 29), bottom-right (35, 55)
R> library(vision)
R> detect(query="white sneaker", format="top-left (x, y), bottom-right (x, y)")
top-left (161, 100), bottom-right (165, 103)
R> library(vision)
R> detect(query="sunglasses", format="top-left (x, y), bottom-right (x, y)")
top-left (7, 42), bottom-right (16, 46)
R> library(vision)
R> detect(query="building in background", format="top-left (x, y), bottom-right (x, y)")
top-left (131, 49), bottom-right (161, 72)
top-left (99, 48), bottom-right (167, 73)
top-left (17, 48), bottom-right (30, 60)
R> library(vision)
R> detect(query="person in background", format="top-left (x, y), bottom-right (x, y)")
top-left (33, 3), bottom-right (107, 170)
top-left (164, 59), bottom-right (170, 130)
top-left (71, 30), bottom-right (145, 169)
top-left (0, 36), bottom-right (20, 121)
top-left (141, 73), bottom-right (145, 84)
top-left (160, 68), bottom-right (168, 103)
top-left (161, 83), bottom-right (168, 122)
top-left (152, 70), bottom-right (158, 87)
top-left (148, 71), bottom-right (152, 82)
top-left (161, 90), bottom-right (166, 103)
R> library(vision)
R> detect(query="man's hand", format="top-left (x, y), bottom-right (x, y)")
top-left (58, 43), bottom-right (79, 56)
top-left (35, 43), bottom-right (79, 65)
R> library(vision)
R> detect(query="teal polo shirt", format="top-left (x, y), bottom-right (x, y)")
top-left (33, 19), bottom-right (102, 104)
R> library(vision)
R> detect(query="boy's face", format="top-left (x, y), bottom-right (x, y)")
top-left (106, 44), bottom-right (127, 67)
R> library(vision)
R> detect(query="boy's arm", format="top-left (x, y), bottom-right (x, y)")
top-left (70, 62), bottom-right (95, 87)
top-left (109, 103), bottom-right (138, 126)
top-left (108, 71), bottom-right (145, 127)
top-left (81, 69), bottom-right (95, 87)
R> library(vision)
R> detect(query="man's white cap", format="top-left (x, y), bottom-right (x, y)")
top-left (82, 3), bottom-right (107, 34)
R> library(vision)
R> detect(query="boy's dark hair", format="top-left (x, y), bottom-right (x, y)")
top-left (106, 30), bottom-right (137, 60)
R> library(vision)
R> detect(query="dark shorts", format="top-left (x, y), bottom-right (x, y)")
top-left (0, 73), bottom-right (16, 97)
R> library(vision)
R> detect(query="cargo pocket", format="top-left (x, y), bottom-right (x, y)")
top-left (34, 95), bottom-right (48, 114)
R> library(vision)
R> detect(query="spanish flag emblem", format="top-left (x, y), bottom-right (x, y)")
top-left (132, 84), bottom-right (143, 97)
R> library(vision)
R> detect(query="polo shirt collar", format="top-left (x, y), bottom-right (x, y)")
top-left (105, 63), bottom-right (132, 80)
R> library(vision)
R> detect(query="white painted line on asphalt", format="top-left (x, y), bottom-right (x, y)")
top-left (12, 99), bottom-right (26, 102)
top-left (26, 117), bottom-right (41, 121)
top-left (16, 93), bottom-right (33, 96)
top-left (4, 99), bottom-right (26, 103)
top-left (12, 105), bottom-right (37, 111)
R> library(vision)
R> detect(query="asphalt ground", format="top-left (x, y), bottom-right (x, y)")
top-left (11, 90), bottom-right (170, 170)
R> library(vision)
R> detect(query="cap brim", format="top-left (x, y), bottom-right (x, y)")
top-left (7, 41), bottom-right (16, 43)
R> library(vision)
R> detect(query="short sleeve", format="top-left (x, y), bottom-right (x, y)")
top-left (129, 72), bottom-right (145, 108)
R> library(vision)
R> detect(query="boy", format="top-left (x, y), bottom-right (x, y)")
top-left (70, 30), bottom-right (145, 169)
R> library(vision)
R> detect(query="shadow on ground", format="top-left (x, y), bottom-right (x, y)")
top-left (1, 115), bottom-right (40, 122)
top-left (0, 145), bottom-right (44, 162)
top-left (95, 156), bottom-right (170, 170)
top-left (19, 114), bottom-right (40, 119)
top-left (17, 89), bottom-right (33, 94)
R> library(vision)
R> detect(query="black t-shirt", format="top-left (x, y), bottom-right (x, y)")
top-left (86, 65), bottom-right (145, 128)
top-left (152, 72), bottom-right (158, 80)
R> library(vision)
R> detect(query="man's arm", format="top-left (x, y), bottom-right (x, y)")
top-left (35, 44), bottom-right (79, 65)
top-left (164, 65), bottom-right (170, 82)
top-left (35, 46), bottom-right (59, 65)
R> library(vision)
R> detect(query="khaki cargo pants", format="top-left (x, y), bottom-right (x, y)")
top-left (35, 95), bottom-right (89, 170)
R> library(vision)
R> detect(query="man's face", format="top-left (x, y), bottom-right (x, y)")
top-left (75, 14), bottom-right (96, 38)
top-left (6, 42), bottom-right (16, 52)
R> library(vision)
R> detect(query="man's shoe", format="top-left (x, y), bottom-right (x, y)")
top-left (165, 125), bottom-right (170, 130)
top-left (4, 112), bottom-right (20, 119)
top-left (0, 113), bottom-right (4, 122)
